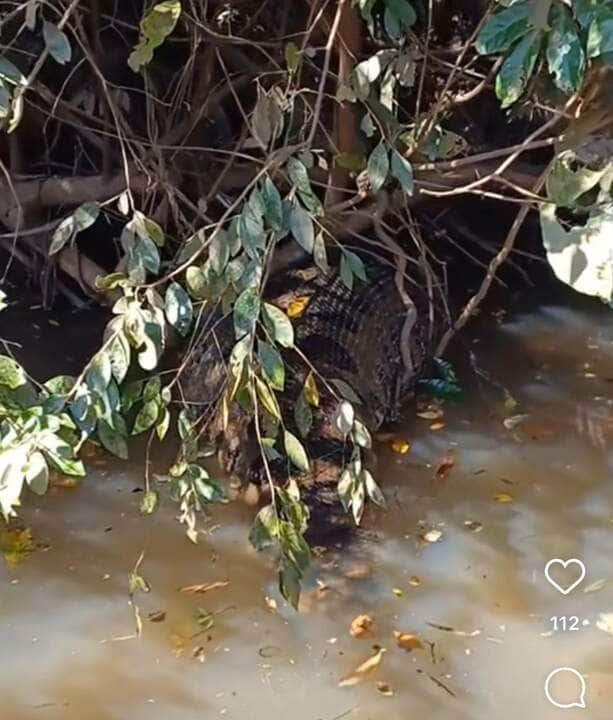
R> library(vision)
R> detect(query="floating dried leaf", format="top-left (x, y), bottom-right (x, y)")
top-left (494, 492), bottom-right (514, 503)
top-left (435, 451), bottom-right (455, 480)
top-left (178, 580), bottom-right (230, 594)
top-left (430, 422), bottom-right (446, 431)
top-left (392, 587), bottom-right (404, 597)
top-left (338, 647), bottom-right (386, 687)
top-left (464, 520), bottom-right (483, 533)
top-left (147, 610), bottom-right (166, 623)
top-left (390, 438), bottom-right (411, 454)
top-left (377, 681), bottom-right (394, 696)
top-left (421, 529), bottom-right (443, 544)
top-left (350, 614), bottom-right (374, 638)
top-left (394, 631), bottom-right (424, 651)
top-left (408, 575), bottom-right (422, 587)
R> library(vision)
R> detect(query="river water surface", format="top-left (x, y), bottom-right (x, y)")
top-left (1, 288), bottom-right (613, 720)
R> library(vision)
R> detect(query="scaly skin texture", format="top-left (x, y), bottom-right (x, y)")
top-left (179, 261), bottom-right (431, 531)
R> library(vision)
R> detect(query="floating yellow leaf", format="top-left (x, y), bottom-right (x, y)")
top-left (392, 587), bottom-right (404, 597)
top-left (494, 492), bottom-right (514, 503)
top-left (287, 295), bottom-right (311, 318)
top-left (394, 631), bottom-right (424, 652)
top-left (408, 575), bottom-right (422, 587)
top-left (390, 439), bottom-right (411, 454)
top-left (350, 614), bottom-right (374, 638)
top-left (338, 647), bottom-right (386, 687)
top-left (0, 527), bottom-right (35, 568)
top-left (178, 580), bottom-right (230, 594)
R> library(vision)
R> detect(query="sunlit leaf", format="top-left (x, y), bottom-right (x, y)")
top-left (495, 30), bottom-right (542, 108)
top-left (284, 430), bottom-right (310, 472)
top-left (546, 3), bottom-right (585, 95)
top-left (128, 1), bottom-right (182, 72)
top-left (338, 647), bottom-right (386, 687)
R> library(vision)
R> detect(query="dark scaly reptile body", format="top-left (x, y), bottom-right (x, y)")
top-left (180, 261), bottom-right (430, 530)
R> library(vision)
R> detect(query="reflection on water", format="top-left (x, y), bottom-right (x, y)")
top-left (2, 291), bottom-right (613, 720)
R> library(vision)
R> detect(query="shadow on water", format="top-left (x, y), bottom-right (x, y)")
top-left (1, 287), bottom-right (613, 719)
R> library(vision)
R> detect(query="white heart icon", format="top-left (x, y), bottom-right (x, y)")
top-left (544, 558), bottom-right (586, 595)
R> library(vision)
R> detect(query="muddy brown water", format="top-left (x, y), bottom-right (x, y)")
top-left (1, 289), bottom-right (613, 720)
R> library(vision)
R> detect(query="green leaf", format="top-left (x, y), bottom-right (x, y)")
top-left (261, 177), bottom-right (284, 230)
top-left (475, 1), bottom-right (532, 54)
top-left (24, 451), bottom-right (49, 496)
top-left (343, 250), bottom-right (367, 283)
top-left (0, 81), bottom-right (11, 119)
top-left (367, 141), bottom-right (389, 194)
top-left (287, 158), bottom-right (323, 215)
top-left (285, 41), bottom-right (301, 74)
top-left (138, 322), bottom-right (164, 371)
top-left (39, 433), bottom-right (85, 476)
top-left (546, 3), bottom-right (585, 95)
top-left (107, 332), bottom-right (131, 384)
top-left (0, 355), bottom-right (26, 389)
top-left (294, 393), bottom-right (313, 438)
top-left (256, 377), bottom-right (281, 420)
top-left (249, 504), bottom-right (278, 550)
top-left (284, 430), bottom-right (310, 472)
top-left (495, 30), bottom-right (542, 108)
top-left (258, 340), bottom-right (285, 391)
top-left (185, 265), bottom-right (207, 299)
top-left (383, 0), bottom-right (417, 41)
top-left (331, 378), bottom-right (363, 405)
top-left (313, 232), bottom-right (329, 273)
top-left (165, 282), bottom-right (193, 336)
top-left (262, 303), bottom-right (294, 347)
top-left (334, 400), bottom-right (355, 436)
top-left (279, 558), bottom-right (301, 609)
top-left (0, 57), bottom-right (25, 86)
top-left (289, 202), bottom-right (314, 253)
top-left (363, 469), bottom-right (386, 507)
top-left (98, 419), bottom-right (129, 459)
top-left (140, 489), bottom-right (159, 515)
top-left (234, 287), bottom-right (261, 339)
top-left (128, 0), bottom-right (182, 73)
top-left (546, 150), bottom-right (608, 207)
top-left (133, 399), bottom-right (160, 435)
top-left (156, 407), bottom-right (170, 440)
top-left (238, 202), bottom-right (265, 258)
top-left (352, 419), bottom-right (372, 449)
top-left (391, 151), bottom-right (414, 195)
top-left (209, 231), bottom-right (230, 275)
top-left (86, 352), bottom-right (112, 395)
top-left (42, 21), bottom-right (72, 64)
top-left (587, 12), bottom-right (613, 57)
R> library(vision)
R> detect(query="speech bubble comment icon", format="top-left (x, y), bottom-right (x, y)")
top-left (544, 668), bottom-right (587, 710)
top-left (544, 558), bottom-right (586, 595)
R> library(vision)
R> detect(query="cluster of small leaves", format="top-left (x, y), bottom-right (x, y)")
top-left (249, 482), bottom-right (311, 609)
top-left (128, 1), bottom-right (182, 73)
top-left (0, 4), bottom-right (71, 131)
top-left (335, 399), bottom-right (386, 525)
top-left (476, 0), bottom-right (613, 108)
